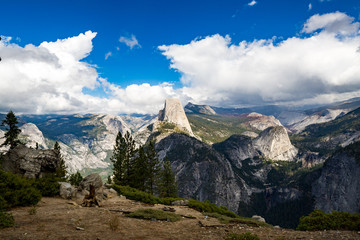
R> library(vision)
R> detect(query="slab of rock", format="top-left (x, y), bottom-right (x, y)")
top-left (1, 144), bottom-right (61, 178)
top-left (252, 215), bottom-right (266, 223)
top-left (171, 200), bottom-right (189, 206)
top-left (158, 98), bottom-right (194, 136)
top-left (254, 126), bottom-right (298, 161)
top-left (79, 173), bottom-right (103, 191)
top-left (59, 182), bottom-right (77, 199)
top-left (78, 173), bottom-right (104, 199)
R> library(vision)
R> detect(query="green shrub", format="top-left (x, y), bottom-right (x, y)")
top-left (0, 211), bottom-right (14, 229)
top-left (28, 206), bottom-right (37, 215)
top-left (0, 170), bottom-right (41, 208)
top-left (33, 174), bottom-right (60, 197)
top-left (127, 208), bottom-right (181, 222)
top-left (205, 212), bottom-right (270, 227)
top-left (69, 171), bottom-right (83, 186)
top-left (187, 199), bottom-right (238, 218)
top-left (0, 196), bottom-right (8, 210)
top-left (112, 184), bottom-right (241, 220)
top-left (297, 209), bottom-right (360, 231)
top-left (225, 232), bottom-right (260, 240)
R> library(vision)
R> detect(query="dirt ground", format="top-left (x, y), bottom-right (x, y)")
top-left (1, 190), bottom-right (359, 240)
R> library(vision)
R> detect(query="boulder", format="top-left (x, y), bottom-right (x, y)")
top-left (78, 173), bottom-right (104, 199)
top-left (79, 173), bottom-right (103, 191)
top-left (1, 144), bottom-right (61, 178)
top-left (171, 200), bottom-right (189, 206)
top-left (59, 182), bottom-right (77, 199)
top-left (252, 215), bottom-right (266, 223)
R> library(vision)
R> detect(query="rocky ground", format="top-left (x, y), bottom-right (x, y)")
top-left (1, 190), bottom-right (359, 240)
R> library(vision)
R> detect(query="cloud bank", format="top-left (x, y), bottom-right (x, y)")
top-left (159, 12), bottom-right (360, 107)
top-left (0, 31), bottom-right (172, 115)
top-left (1, 12), bottom-right (360, 115)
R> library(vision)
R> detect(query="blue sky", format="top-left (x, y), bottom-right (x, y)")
top-left (1, 0), bottom-right (360, 114)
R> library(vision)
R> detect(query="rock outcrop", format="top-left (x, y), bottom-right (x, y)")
top-left (244, 112), bottom-right (283, 131)
top-left (59, 182), bottom-right (77, 199)
top-left (155, 133), bottom-right (242, 212)
top-left (312, 145), bottom-right (360, 213)
top-left (213, 135), bottom-right (259, 168)
top-left (185, 102), bottom-right (216, 115)
top-left (158, 98), bottom-right (194, 136)
top-left (254, 126), bottom-right (298, 161)
top-left (1, 144), bottom-right (61, 178)
top-left (78, 173), bottom-right (104, 200)
top-left (20, 123), bottom-right (48, 149)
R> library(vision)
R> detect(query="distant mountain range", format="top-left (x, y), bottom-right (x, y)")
top-left (1, 97), bottom-right (360, 228)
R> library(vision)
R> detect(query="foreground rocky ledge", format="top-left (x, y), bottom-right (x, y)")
top-left (1, 191), bottom-right (359, 240)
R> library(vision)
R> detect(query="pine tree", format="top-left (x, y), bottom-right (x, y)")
top-left (69, 171), bottom-right (83, 186)
top-left (54, 141), bottom-right (67, 179)
top-left (111, 131), bottom-right (135, 186)
top-left (130, 146), bottom-right (149, 191)
top-left (159, 156), bottom-right (178, 198)
top-left (145, 141), bottom-right (160, 195)
top-left (1, 111), bottom-right (21, 149)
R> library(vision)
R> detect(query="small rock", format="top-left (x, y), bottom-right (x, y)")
top-left (171, 200), bottom-right (189, 206)
top-left (76, 227), bottom-right (84, 231)
top-left (109, 188), bottom-right (117, 194)
top-left (251, 215), bottom-right (266, 223)
top-left (59, 182), bottom-right (77, 199)
top-left (162, 207), bottom-right (176, 212)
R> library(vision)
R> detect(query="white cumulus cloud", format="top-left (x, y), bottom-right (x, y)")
top-left (0, 31), bottom-right (175, 115)
top-left (119, 34), bottom-right (141, 49)
top-left (302, 11), bottom-right (360, 34)
top-left (159, 12), bottom-right (360, 107)
top-left (248, 0), bottom-right (257, 6)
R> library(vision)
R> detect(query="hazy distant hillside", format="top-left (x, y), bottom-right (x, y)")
top-left (292, 107), bottom-right (360, 155)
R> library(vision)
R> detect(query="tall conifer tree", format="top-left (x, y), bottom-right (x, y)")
top-left (111, 131), bottom-right (135, 185)
top-left (130, 146), bottom-right (148, 191)
top-left (145, 141), bottom-right (160, 195)
top-left (54, 141), bottom-right (67, 178)
top-left (1, 111), bottom-right (21, 149)
top-left (159, 156), bottom-right (178, 198)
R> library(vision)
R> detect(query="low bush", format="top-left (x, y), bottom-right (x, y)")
top-left (33, 174), bottom-right (60, 197)
top-left (69, 171), bottom-right (83, 186)
top-left (127, 208), bottom-right (181, 222)
top-left (0, 211), bottom-right (14, 229)
top-left (297, 209), bottom-right (360, 231)
top-left (225, 232), bottom-right (260, 240)
top-left (112, 184), bottom-right (244, 222)
top-left (188, 199), bottom-right (237, 218)
top-left (0, 170), bottom-right (41, 208)
top-left (204, 212), bottom-right (270, 227)
top-left (112, 185), bottom-right (162, 204)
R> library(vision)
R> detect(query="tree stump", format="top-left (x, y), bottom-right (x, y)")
top-left (81, 184), bottom-right (100, 207)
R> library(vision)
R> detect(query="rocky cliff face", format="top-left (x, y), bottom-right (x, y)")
top-left (158, 98), bottom-right (194, 136)
top-left (185, 102), bottom-right (216, 115)
top-left (1, 144), bottom-right (61, 178)
top-left (312, 145), bottom-right (360, 213)
top-left (155, 133), bottom-right (243, 212)
top-left (213, 135), bottom-right (259, 168)
top-left (254, 126), bottom-right (298, 161)
top-left (20, 123), bottom-right (48, 149)
top-left (243, 112), bottom-right (283, 131)
top-left (289, 109), bottom-right (348, 133)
